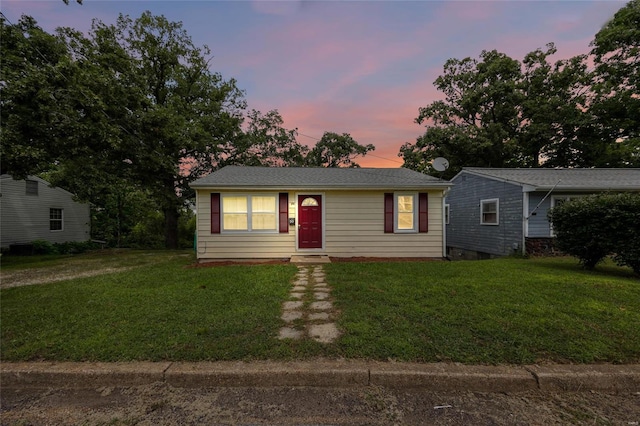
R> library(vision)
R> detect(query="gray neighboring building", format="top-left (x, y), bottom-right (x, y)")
top-left (1, 175), bottom-right (90, 250)
top-left (445, 168), bottom-right (640, 259)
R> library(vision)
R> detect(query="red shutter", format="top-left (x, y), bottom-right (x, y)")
top-left (210, 193), bottom-right (221, 234)
top-left (279, 192), bottom-right (289, 233)
top-left (384, 193), bottom-right (394, 233)
top-left (419, 192), bottom-right (428, 233)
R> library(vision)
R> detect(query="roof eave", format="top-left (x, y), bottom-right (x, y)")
top-left (190, 183), bottom-right (452, 190)
top-left (528, 185), bottom-right (640, 192)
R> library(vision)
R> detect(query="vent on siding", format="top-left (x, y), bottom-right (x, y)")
top-left (26, 180), bottom-right (38, 195)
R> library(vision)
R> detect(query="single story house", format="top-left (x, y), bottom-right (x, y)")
top-left (189, 166), bottom-right (451, 261)
top-left (445, 168), bottom-right (640, 259)
top-left (0, 174), bottom-right (90, 250)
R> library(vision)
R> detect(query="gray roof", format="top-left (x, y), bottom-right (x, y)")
top-left (190, 166), bottom-right (450, 189)
top-left (461, 168), bottom-right (640, 191)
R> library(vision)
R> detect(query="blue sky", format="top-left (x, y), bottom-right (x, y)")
top-left (1, 0), bottom-right (626, 166)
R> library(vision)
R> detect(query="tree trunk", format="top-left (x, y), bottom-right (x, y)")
top-left (164, 206), bottom-right (179, 250)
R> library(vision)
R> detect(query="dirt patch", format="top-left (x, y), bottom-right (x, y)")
top-left (2, 383), bottom-right (639, 425)
top-left (330, 257), bottom-right (446, 263)
top-left (0, 267), bottom-right (135, 289)
top-left (189, 259), bottom-right (290, 268)
top-left (189, 257), bottom-right (444, 269)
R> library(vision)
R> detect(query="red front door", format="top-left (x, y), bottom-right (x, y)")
top-left (298, 195), bottom-right (322, 249)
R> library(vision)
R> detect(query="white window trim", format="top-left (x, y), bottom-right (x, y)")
top-left (394, 193), bottom-right (418, 233)
top-left (480, 198), bottom-right (499, 225)
top-left (444, 204), bottom-right (450, 225)
top-left (221, 193), bottom-right (279, 233)
top-left (50, 208), bottom-right (64, 232)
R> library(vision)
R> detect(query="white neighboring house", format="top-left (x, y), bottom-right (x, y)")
top-left (0, 175), bottom-right (90, 249)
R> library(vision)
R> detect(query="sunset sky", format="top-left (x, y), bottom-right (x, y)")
top-left (2, 0), bottom-right (626, 167)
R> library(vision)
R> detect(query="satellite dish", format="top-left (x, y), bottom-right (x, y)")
top-left (432, 157), bottom-right (449, 172)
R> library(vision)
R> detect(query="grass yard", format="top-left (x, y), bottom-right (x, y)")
top-left (328, 258), bottom-right (640, 364)
top-left (1, 251), bottom-right (638, 364)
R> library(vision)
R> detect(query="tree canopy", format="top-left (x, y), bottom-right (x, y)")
top-left (305, 132), bottom-right (375, 168)
top-left (0, 12), bottom-right (375, 248)
top-left (401, 0), bottom-right (639, 177)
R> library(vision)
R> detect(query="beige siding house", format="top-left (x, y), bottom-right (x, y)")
top-left (190, 166), bottom-right (451, 261)
top-left (0, 175), bottom-right (90, 249)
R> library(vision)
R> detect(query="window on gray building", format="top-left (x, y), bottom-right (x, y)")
top-left (50, 208), bottom-right (63, 231)
top-left (480, 198), bottom-right (499, 225)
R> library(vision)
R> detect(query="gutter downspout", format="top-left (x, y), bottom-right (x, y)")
top-left (522, 192), bottom-right (528, 256)
top-left (442, 187), bottom-right (450, 258)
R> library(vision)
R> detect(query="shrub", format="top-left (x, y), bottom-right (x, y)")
top-left (548, 193), bottom-right (640, 273)
top-left (53, 241), bottom-right (100, 255)
top-left (31, 240), bottom-right (58, 255)
top-left (608, 194), bottom-right (640, 274)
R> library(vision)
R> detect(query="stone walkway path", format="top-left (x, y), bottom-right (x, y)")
top-left (278, 265), bottom-right (340, 343)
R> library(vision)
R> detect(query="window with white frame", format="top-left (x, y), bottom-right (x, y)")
top-left (444, 204), bottom-right (450, 225)
top-left (480, 198), bottom-right (499, 225)
top-left (50, 208), bottom-right (63, 231)
top-left (222, 194), bottom-right (277, 232)
top-left (396, 193), bottom-right (417, 232)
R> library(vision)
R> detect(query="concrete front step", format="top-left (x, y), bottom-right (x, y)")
top-left (290, 255), bottom-right (331, 264)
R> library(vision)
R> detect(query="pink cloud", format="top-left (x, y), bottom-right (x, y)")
top-left (251, 0), bottom-right (302, 16)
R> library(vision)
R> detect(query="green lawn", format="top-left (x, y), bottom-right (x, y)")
top-left (1, 252), bottom-right (638, 364)
top-left (329, 258), bottom-right (639, 364)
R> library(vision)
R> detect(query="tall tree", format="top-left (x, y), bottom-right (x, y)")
top-left (518, 44), bottom-right (601, 168)
top-left (0, 15), bottom-right (75, 176)
top-left (2, 13), bottom-right (249, 249)
top-left (590, 0), bottom-right (640, 166)
top-left (401, 49), bottom-right (523, 177)
top-left (305, 132), bottom-right (375, 167)
top-left (400, 41), bottom-right (625, 176)
top-left (214, 109), bottom-right (308, 168)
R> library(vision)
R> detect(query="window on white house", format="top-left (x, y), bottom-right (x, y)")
top-left (445, 204), bottom-right (450, 225)
top-left (222, 194), bottom-right (277, 232)
top-left (50, 208), bottom-right (63, 231)
top-left (26, 180), bottom-right (38, 195)
top-left (480, 198), bottom-right (499, 225)
top-left (251, 196), bottom-right (277, 230)
top-left (396, 193), bottom-right (417, 232)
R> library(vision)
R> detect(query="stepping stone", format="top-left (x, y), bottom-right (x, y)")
top-left (290, 292), bottom-right (304, 299)
top-left (294, 279), bottom-right (308, 286)
top-left (292, 285), bottom-right (306, 292)
top-left (283, 301), bottom-right (303, 310)
top-left (310, 301), bottom-right (332, 311)
top-left (308, 312), bottom-right (330, 321)
top-left (308, 323), bottom-right (340, 343)
top-left (281, 311), bottom-right (303, 322)
top-left (314, 284), bottom-right (328, 289)
top-left (314, 277), bottom-right (325, 284)
top-left (278, 327), bottom-right (303, 340)
top-left (314, 292), bottom-right (329, 300)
